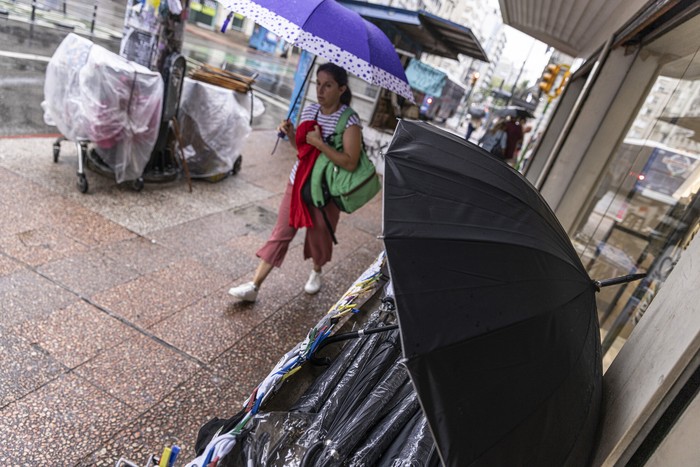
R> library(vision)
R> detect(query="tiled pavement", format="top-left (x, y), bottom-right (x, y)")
top-left (0, 130), bottom-right (384, 465)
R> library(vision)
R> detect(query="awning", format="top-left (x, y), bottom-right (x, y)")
top-left (498, 0), bottom-right (686, 58)
top-left (404, 60), bottom-right (447, 97)
top-left (339, 0), bottom-right (489, 62)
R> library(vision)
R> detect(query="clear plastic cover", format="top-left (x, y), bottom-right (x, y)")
top-left (314, 358), bottom-right (408, 466)
top-left (385, 414), bottom-right (438, 466)
top-left (188, 254), bottom-right (403, 467)
top-left (347, 386), bottom-right (420, 467)
top-left (177, 78), bottom-right (252, 179)
top-left (290, 313), bottom-right (384, 415)
top-left (42, 33), bottom-right (93, 138)
top-left (42, 33), bottom-right (164, 183)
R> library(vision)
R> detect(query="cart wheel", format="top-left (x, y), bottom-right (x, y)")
top-left (53, 144), bottom-right (60, 163)
top-left (132, 178), bottom-right (144, 192)
top-left (77, 174), bottom-right (88, 193)
top-left (232, 155), bottom-right (243, 175)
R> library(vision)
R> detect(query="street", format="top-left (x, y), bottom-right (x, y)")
top-left (0, 14), bottom-right (296, 137)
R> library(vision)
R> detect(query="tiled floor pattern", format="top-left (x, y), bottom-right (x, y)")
top-left (0, 129), bottom-right (384, 465)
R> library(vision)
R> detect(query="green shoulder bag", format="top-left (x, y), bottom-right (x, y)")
top-left (310, 107), bottom-right (381, 213)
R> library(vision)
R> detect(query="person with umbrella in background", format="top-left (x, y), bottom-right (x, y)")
top-left (465, 107), bottom-right (486, 142)
top-left (465, 116), bottom-right (482, 142)
top-left (478, 119), bottom-right (508, 159)
top-left (493, 106), bottom-right (534, 165)
top-left (504, 116), bottom-right (526, 164)
top-left (228, 63), bottom-right (363, 302)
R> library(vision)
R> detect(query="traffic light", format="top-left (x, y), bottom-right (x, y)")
top-left (554, 69), bottom-right (571, 97)
top-left (538, 64), bottom-right (560, 94)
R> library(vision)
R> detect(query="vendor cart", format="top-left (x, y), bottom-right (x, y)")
top-left (177, 65), bottom-right (258, 182)
top-left (43, 33), bottom-right (164, 193)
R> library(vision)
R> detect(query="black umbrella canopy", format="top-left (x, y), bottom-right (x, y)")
top-left (467, 106), bottom-right (486, 119)
top-left (382, 120), bottom-right (602, 466)
top-left (495, 105), bottom-right (536, 119)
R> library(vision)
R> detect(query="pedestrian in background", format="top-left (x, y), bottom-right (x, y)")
top-left (465, 116), bottom-right (482, 142)
top-left (504, 116), bottom-right (526, 163)
top-left (228, 63), bottom-right (362, 303)
top-left (478, 120), bottom-right (508, 160)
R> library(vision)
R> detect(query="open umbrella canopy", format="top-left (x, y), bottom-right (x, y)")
top-left (215, 0), bottom-right (413, 101)
top-left (382, 121), bottom-right (602, 466)
top-left (467, 106), bottom-right (486, 118)
top-left (495, 105), bottom-right (536, 119)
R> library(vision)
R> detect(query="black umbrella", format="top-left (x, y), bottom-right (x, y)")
top-left (382, 120), bottom-right (603, 466)
top-left (495, 105), bottom-right (535, 119)
top-left (467, 106), bottom-right (486, 119)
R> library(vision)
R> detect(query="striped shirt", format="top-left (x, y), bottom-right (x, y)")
top-left (289, 103), bottom-right (361, 184)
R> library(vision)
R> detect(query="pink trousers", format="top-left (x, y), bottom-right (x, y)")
top-left (256, 183), bottom-right (340, 268)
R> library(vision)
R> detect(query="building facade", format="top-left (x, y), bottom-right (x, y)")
top-left (500, 0), bottom-right (700, 464)
top-left (423, 0), bottom-right (507, 104)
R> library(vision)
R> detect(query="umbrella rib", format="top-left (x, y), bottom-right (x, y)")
top-left (386, 227), bottom-right (576, 268)
top-left (391, 184), bottom-right (581, 267)
top-left (386, 193), bottom-right (581, 269)
top-left (390, 144), bottom-right (574, 246)
top-left (395, 276), bottom-right (589, 297)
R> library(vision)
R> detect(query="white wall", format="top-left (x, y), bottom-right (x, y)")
top-left (645, 389), bottom-right (700, 467)
top-left (591, 228), bottom-right (700, 465)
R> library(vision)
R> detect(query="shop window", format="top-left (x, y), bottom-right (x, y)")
top-left (571, 25), bottom-right (700, 370)
top-left (188, 0), bottom-right (218, 29)
top-left (230, 13), bottom-right (244, 31)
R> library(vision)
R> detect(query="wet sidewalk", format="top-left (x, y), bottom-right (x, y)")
top-left (0, 130), bottom-right (384, 465)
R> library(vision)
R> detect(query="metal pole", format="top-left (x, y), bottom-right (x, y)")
top-left (458, 85), bottom-right (475, 126)
top-left (506, 39), bottom-right (536, 107)
top-left (30, 0), bottom-right (36, 22)
top-left (515, 97), bottom-right (551, 172)
top-left (458, 67), bottom-right (476, 127)
top-left (90, 3), bottom-right (97, 34)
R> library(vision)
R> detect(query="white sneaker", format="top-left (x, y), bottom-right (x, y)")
top-left (228, 282), bottom-right (258, 302)
top-left (304, 270), bottom-right (322, 295)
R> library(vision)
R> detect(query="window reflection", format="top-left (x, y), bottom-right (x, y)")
top-left (573, 45), bottom-right (700, 369)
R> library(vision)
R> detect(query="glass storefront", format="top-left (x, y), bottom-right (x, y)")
top-left (571, 18), bottom-right (700, 369)
top-left (188, 0), bottom-right (218, 29)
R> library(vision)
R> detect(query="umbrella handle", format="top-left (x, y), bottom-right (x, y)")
top-left (272, 56), bottom-right (316, 155)
top-left (282, 55), bottom-right (318, 131)
top-left (594, 273), bottom-right (647, 291)
top-left (308, 324), bottom-right (399, 365)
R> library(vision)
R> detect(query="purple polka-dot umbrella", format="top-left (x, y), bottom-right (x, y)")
top-left (215, 0), bottom-right (414, 101)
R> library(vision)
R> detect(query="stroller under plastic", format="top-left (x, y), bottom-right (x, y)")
top-left (43, 33), bottom-right (164, 193)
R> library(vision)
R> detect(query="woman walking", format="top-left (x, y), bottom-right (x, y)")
top-left (228, 63), bottom-right (362, 302)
